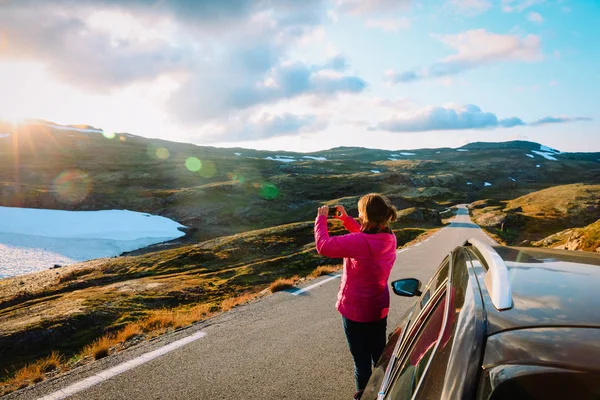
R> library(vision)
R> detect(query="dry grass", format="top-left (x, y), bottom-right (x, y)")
top-left (220, 292), bottom-right (259, 311)
top-left (82, 334), bottom-right (117, 360)
top-left (269, 275), bottom-right (300, 293)
top-left (1, 352), bottom-right (64, 395)
top-left (115, 324), bottom-right (143, 343)
top-left (36, 352), bottom-right (63, 373)
top-left (139, 304), bottom-right (210, 332)
top-left (309, 265), bottom-right (341, 278)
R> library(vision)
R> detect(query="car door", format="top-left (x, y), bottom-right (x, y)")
top-left (384, 286), bottom-right (448, 399)
top-left (365, 257), bottom-right (449, 398)
top-left (413, 249), bottom-right (486, 400)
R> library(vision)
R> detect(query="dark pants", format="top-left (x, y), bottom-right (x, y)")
top-left (342, 316), bottom-right (387, 391)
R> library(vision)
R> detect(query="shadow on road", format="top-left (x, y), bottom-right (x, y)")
top-left (448, 222), bottom-right (479, 229)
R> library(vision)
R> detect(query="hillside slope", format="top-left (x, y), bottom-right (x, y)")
top-left (2, 120), bottom-right (599, 245)
top-left (470, 184), bottom-right (600, 245)
top-left (533, 219), bottom-right (600, 252)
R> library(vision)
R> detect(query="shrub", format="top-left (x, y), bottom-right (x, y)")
top-left (116, 324), bottom-right (142, 343)
top-left (1, 351), bottom-right (65, 393)
top-left (82, 334), bottom-right (116, 360)
top-left (269, 276), bottom-right (300, 293)
top-left (221, 292), bottom-right (258, 311)
top-left (309, 265), bottom-right (340, 278)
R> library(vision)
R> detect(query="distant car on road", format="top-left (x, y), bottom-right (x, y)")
top-left (362, 238), bottom-right (600, 400)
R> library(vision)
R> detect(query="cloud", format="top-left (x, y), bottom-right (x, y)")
top-left (0, 0), bottom-right (330, 91)
top-left (528, 12), bottom-right (543, 23)
top-left (530, 117), bottom-right (593, 126)
top-left (373, 104), bottom-right (591, 133)
top-left (200, 111), bottom-right (327, 143)
top-left (0, 0), bottom-right (370, 143)
top-left (449, 0), bottom-right (492, 16)
top-left (386, 29), bottom-right (542, 83)
top-left (335, 0), bottom-right (411, 15)
top-left (0, 3), bottom-right (193, 88)
top-left (374, 104), bottom-right (525, 132)
top-left (169, 58), bottom-right (367, 123)
top-left (501, 0), bottom-right (546, 13)
top-left (366, 17), bottom-right (411, 32)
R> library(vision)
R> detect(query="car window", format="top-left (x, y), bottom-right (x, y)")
top-left (385, 291), bottom-right (447, 400)
top-left (414, 250), bottom-right (470, 399)
top-left (419, 258), bottom-right (449, 309)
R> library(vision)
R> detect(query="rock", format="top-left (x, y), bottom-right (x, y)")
top-left (52, 264), bottom-right (62, 269)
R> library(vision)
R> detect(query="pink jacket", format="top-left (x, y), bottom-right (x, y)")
top-left (314, 214), bottom-right (397, 323)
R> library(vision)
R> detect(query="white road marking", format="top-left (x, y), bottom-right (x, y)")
top-left (39, 330), bottom-right (207, 400)
top-left (291, 274), bottom-right (341, 295)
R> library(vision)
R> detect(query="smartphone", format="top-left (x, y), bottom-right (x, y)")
top-left (328, 207), bottom-right (339, 217)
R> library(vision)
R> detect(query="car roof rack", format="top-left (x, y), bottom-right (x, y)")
top-left (464, 238), bottom-right (513, 311)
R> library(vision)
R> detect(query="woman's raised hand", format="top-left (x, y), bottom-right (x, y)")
top-left (317, 205), bottom-right (329, 217)
top-left (334, 205), bottom-right (348, 219)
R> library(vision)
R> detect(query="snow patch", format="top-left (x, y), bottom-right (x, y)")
top-left (540, 144), bottom-right (560, 154)
top-left (302, 156), bottom-right (327, 161)
top-left (264, 156), bottom-right (296, 163)
top-left (371, 170), bottom-right (381, 174)
top-left (484, 182), bottom-right (492, 186)
top-left (436, 151), bottom-right (441, 154)
top-left (526, 154), bottom-right (534, 158)
top-left (400, 152), bottom-right (416, 156)
top-left (466, 182), bottom-right (473, 185)
top-left (536, 164), bottom-right (541, 168)
top-left (234, 152), bottom-right (242, 156)
top-left (45, 123), bottom-right (103, 134)
top-left (456, 149), bottom-right (469, 152)
top-left (388, 158), bottom-right (398, 161)
top-left (509, 177), bottom-right (516, 182)
top-left (531, 150), bottom-right (558, 161)
top-left (0, 207), bottom-right (186, 279)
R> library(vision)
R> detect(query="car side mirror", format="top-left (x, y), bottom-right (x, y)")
top-left (391, 278), bottom-right (422, 297)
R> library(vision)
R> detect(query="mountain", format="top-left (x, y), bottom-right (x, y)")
top-left (1, 120), bottom-right (599, 245)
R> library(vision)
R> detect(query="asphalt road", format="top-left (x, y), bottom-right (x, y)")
top-left (10, 205), bottom-right (494, 400)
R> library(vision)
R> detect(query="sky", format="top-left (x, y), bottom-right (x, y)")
top-left (0, 0), bottom-right (598, 153)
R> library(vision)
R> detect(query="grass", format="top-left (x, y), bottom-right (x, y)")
top-left (309, 265), bottom-right (341, 278)
top-left (115, 324), bottom-right (143, 343)
top-left (1, 352), bottom-right (63, 396)
top-left (82, 335), bottom-right (114, 360)
top-left (470, 184), bottom-right (600, 246)
top-left (269, 275), bottom-right (301, 292)
top-left (221, 292), bottom-right (260, 311)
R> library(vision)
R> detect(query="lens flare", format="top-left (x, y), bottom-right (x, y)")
top-left (102, 131), bottom-right (116, 140)
top-left (146, 144), bottom-right (159, 159)
top-left (260, 183), bottom-right (279, 200)
top-left (228, 172), bottom-right (246, 183)
top-left (119, 136), bottom-right (127, 142)
top-left (52, 170), bottom-right (92, 204)
top-left (156, 147), bottom-right (170, 160)
top-left (185, 157), bottom-right (202, 172)
top-left (198, 160), bottom-right (216, 178)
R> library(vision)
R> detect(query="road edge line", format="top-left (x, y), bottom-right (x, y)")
top-left (291, 274), bottom-right (341, 296)
top-left (38, 330), bottom-right (207, 400)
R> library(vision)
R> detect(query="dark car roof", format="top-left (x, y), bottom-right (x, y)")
top-left (472, 246), bottom-right (600, 335)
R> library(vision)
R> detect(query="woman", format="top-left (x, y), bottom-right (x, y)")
top-left (314, 193), bottom-right (398, 400)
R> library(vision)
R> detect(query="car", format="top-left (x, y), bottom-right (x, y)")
top-left (361, 238), bottom-right (600, 400)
